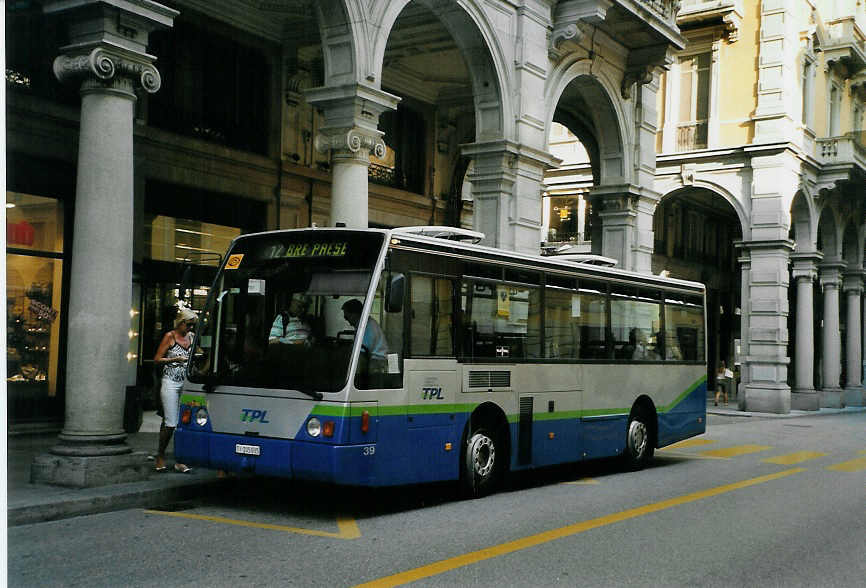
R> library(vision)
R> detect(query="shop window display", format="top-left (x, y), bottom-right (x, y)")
top-left (6, 192), bottom-right (65, 421)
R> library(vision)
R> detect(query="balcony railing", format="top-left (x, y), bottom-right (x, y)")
top-left (639, 0), bottom-right (681, 21)
top-left (816, 133), bottom-right (866, 169)
top-left (677, 0), bottom-right (743, 41)
top-left (676, 123), bottom-right (708, 152)
top-left (368, 163), bottom-right (401, 188)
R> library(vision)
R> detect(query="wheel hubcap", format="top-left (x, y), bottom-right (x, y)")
top-left (628, 420), bottom-right (647, 458)
top-left (471, 435), bottom-right (495, 477)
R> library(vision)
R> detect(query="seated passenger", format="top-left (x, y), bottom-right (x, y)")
top-left (631, 329), bottom-right (650, 360)
top-left (269, 295), bottom-right (313, 346)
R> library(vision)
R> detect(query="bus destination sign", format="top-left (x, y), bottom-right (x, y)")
top-left (285, 242), bottom-right (348, 258)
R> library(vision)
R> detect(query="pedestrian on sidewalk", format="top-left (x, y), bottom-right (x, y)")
top-left (715, 360), bottom-right (733, 406)
top-left (153, 306), bottom-right (196, 474)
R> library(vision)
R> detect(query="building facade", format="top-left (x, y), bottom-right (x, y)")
top-left (3, 0), bottom-right (864, 475)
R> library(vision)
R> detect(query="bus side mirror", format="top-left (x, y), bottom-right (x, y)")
top-left (385, 273), bottom-right (405, 313)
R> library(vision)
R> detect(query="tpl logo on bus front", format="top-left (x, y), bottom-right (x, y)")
top-left (240, 409), bottom-right (270, 423)
top-left (421, 387), bottom-right (445, 400)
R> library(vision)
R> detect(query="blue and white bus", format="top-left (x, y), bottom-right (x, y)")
top-left (176, 227), bottom-right (706, 496)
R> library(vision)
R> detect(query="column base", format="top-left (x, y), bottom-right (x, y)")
top-left (791, 388), bottom-right (820, 411)
top-left (819, 388), bottom-right (845, 409)
top-left (743, 384), bottom-right (790, 414)
top-left (31, 448), bottom-right (150, 488)
top-left (843, 386), bottom-right (864, 407)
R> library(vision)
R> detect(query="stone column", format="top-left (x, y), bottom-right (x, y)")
top-left (736, 249), bottom-right (751, 410)
top-left (305, 84), bottom-right (400, 228)
top-left (790, 253), bottom-right (821, 410)
top-left (461, 141), bottom-right (557, 255)
top-left (740, 240), bottom-right (793, 413)
top-left (32, 0), bottom-right (177, 487)
top-left (589, 186), bottom-right (658, 273)
top-left (819, 262), bottom-right (845, 408)
top-left (843, 272), bottom-right (864, 406)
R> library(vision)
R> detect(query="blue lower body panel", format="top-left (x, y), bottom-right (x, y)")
top-left (657, 380), bottom-right (707, 447)
top-left (175, 421), bottom-right (464, 487)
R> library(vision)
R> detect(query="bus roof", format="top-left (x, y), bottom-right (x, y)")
top-left (229, 227), bottom-right (705, 293)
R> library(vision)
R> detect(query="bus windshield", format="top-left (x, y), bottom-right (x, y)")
top-left (188, 231), bottom-right (386, 393)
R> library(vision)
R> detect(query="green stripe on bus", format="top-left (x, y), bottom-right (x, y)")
top-left (580, 408), bottom-right (629, 418)
top-left (309, 376), bottom-right (705, 421)
top-left (657, 374), bottom-right (707, 413)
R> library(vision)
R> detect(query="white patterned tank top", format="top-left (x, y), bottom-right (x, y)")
top-left (163, 339), bottom-right (191, 383)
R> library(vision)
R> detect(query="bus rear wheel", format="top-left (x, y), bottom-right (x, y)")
top-left (623, 409), bottom-right (654, 470)
top-left (462, 427), bottom-right (502, 498)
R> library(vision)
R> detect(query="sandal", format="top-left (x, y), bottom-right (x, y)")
top-left (174, 463), bottom-right (192, 474)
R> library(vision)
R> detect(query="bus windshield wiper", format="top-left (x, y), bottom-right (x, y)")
top-left (297, 387), bottom-right (323, 401)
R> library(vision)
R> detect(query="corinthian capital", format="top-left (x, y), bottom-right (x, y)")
top-left (53, 47), bottom-right (162, 93)
top-left (315, 127), bottom-right (386, 160)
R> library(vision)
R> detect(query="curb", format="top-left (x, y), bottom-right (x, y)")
top-left (8, 476), bottom-right (223, 527)
top-left (707, 406), bottom-right (866, 419)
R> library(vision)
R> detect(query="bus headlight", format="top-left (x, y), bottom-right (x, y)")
top-left (195, 408), bottom-right (209, 427)
top-left (306, 417), bottom-right (322, 437)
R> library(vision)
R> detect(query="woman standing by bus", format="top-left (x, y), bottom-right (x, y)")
top-left (153, 307), bottom-right (196, 473)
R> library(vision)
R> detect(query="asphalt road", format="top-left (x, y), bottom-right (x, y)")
top-left (8, 412), bottom-right (866, 587)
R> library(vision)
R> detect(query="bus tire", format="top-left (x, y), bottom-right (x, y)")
top-left (462, 426), bottom-right (502, 498)
top-left (623, 408), bottom-right (654, 470)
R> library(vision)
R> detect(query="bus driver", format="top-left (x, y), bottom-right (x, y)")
top-left (341, 299), bottom-right (388, 366)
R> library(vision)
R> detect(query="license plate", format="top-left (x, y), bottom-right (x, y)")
top-left (235, 444), bottom-right (261, 456)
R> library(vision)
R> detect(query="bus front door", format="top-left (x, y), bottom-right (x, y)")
top-left (404, 359), bottom-right (460, 483)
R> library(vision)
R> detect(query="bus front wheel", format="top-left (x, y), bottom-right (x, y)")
top-left (623, 409), bottom-right (654, 470)
top-left (462, 427), bottom-right (502, 498)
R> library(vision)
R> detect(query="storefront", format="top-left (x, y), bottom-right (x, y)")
top-left (6, 191), bottom-right (68, 426)
top-left (132, 182), bottom-right (263, 407)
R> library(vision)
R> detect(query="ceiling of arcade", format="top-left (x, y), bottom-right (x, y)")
top-left (174, 0), bottom-right (471, 107)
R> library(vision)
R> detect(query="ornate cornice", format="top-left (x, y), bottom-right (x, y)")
top-left (791, 251), bottom-right (823, 281)
top-left (621, 45), bottom-right (672, 99)
top-left (53, 46), bottom-right (161, 93)
top-left (842, 271), bottom-right (864, 294)
top-left (819, 260), bottom-right (847, 289)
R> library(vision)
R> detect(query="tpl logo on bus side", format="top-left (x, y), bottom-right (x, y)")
top-left (421, 387), bottom-right (445, 400)
top-left (240, 409), bottom-right (270, 423)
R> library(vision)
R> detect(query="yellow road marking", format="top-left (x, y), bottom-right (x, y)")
top-left (144, 510), bottom-right (361, 539)
top-left (762, 451), bottom-right (827, 465)
top-left (826, 456), bottom-right (866, 472)
top-left (561, 478), bottom-right (600, 485)
top-left (656, 451), bottom-right (727, 460)
top-left (355, 468), bottom-right (805, 588)
top-left (659, 438), bottom-right (717, 450)
top-left (700, 444), bottom-right (772, 458)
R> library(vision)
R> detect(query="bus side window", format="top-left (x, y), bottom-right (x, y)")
top-left (355, 271), bottom-right (404, 390)
top-left (410, 275), bottom-right (455, 357)
top-left (664, 294), bottom-right (704, 361)
top-left (575, 281), bottom-right (608, 359)
top-left (544, 287), bottom-right (578, 359)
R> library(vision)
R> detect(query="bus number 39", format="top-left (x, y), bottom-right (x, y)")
top-left (362, 446), bottom-right (376, 456)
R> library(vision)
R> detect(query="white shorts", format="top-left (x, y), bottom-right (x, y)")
top-left (161, 377), bottom-right (183, 428)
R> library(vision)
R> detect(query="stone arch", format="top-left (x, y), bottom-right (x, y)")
top-left (817, 206), bottom-right (841, 259)
top-left (656, 180), bottom-right (749, 241)
top-left (790, 190), bottom-right (817, 252)
top-left (369, 0), bottom-right (510, 141)
top-left (842, 221), bottom-right (862, 270)
top-left (545, 56), bottom-right (629, 186)
top-left (315, 0), bottom-right (363, 86)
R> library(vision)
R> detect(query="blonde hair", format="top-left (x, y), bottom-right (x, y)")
top-left (173, 307), bottom-right (197, 328)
